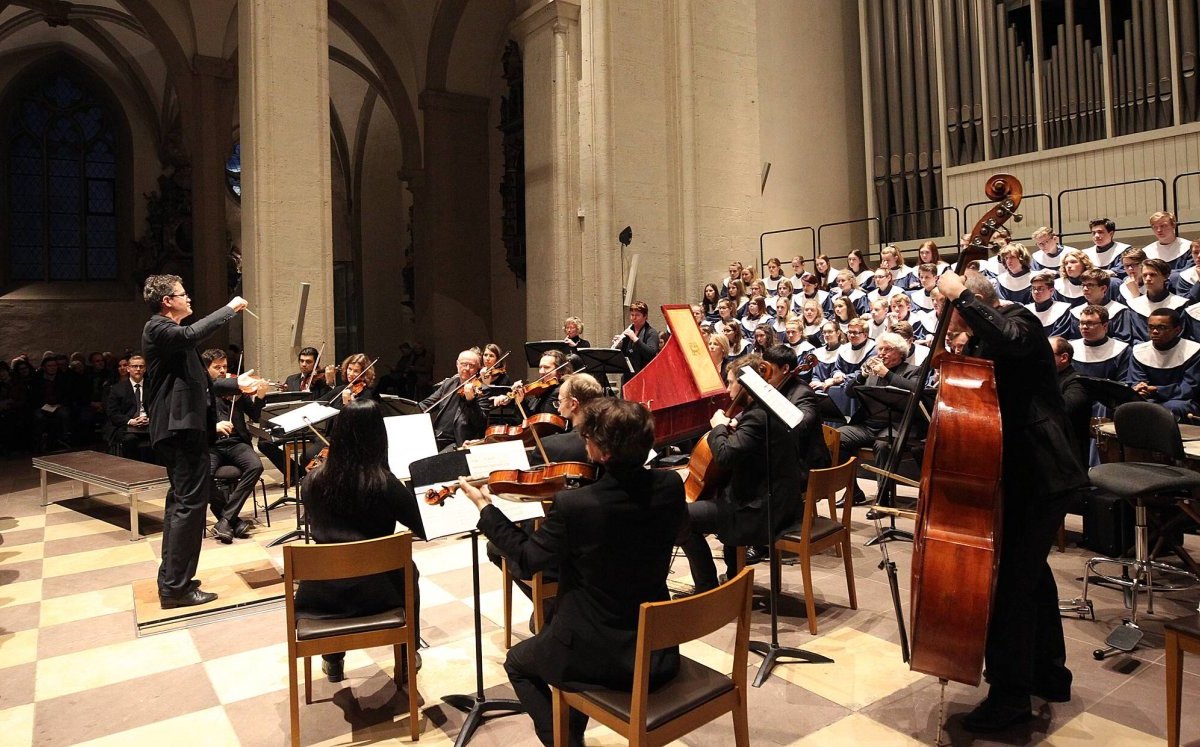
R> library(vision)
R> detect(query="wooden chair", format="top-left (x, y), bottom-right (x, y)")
top-left (1166, 612), bottom-right (1200, 747)
top-left (821, 423), bottom-right (841, 466)
top-left (283, 532), bottom-right (420, 745)
top-left (770, 457), bottom-right (859, 634)
top-left (551, 567), bottom-right (754, 747)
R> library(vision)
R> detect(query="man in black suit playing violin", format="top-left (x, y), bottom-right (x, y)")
top-left (419, 348), bottom-right (487, 451)
top-left (938, 270), bottom-right (1087, 732)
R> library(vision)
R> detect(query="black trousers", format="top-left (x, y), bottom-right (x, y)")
top-left (985, 489), bottom-right (1075, 701)
top-left (209, 439), bottom-right (263, 524)
top-left (678, 500), bottom-right (735, 592)
top-left (113, 430), bottom-right (154, 462)
top-left (154, 430), bottom-right (214, 598)
top-left (505, 637), bottom-right (589, 747)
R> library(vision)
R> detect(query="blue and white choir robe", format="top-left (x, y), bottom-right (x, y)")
top-left (1170, 264), bottom-right (1200, 297)
top-left (1032, 245), bottom-right (1073, 272)
top-left (832, 288), bottom-right (870, 316)
top-left (1125, 292), bottom-right (1190, 343)
top-left (995, 270), bottom-right (1033, 305)
top-left (1024, 299), bottom-right (1075, 338)
top-left (1087, 241), bottom-right (1132, 276)
top-left (908, 287), bottom-right (937, 313)
top-left (1069, 300), bottom-right (1136, 343)
top-left (1053, 276), bottom-right (1090, 307)
top-left (1129, 337), bottom-right (1200, 420)
top-left (1069, 336), bottom-right (1132, 383)
top-left (1143, 237), bottom-right (1193, 273)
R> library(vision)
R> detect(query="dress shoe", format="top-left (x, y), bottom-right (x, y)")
top-left (399, 651), bottom-right (423, 683)
top-left (1032, 672), bottom-right (1072, 703)
top-left (160, 588), bottom-right (218, 609)
top-left (836, 485), bottom-right (868, 509)
top-left (673, 583), bottom-right (717, 600)
top-left (322, 658), bottom-right (344, 683)
top-left (212, 520), bottom-right (234, 544)
top-left (743, 546), bottom-right (770, 565)
top-left (231, 520), bottom-right (252, 539)
top-left (961, 697), bottom-right (1034, 733)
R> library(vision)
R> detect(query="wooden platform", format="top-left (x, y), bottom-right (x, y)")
top-left (34, 451), bottom-right (170, 540)
top-left (133, 560), bottom-right (285, 636)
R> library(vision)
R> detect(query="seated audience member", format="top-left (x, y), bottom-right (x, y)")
top-left (1026, 271), bottom-right (1074, 338)
top-left (1053, 249), bottom-right (1098, 307)
top-left (83, 351), bottom-right (113, 435)
top-left (868, 267), bottom-right (904, 305)
top-left (701, 283), bottom-right (722, 323)
top-left (1143, 210), bottom-right (1192, 271)
top-left (1050, 337), bottom-right (1093, 470)
top-left (908, 262), bottom-right (941, 313)
top-left (1170, 240), bottom-right (1200, 298)
top-left (720, 260), bottom-right (742, 296)
top-left (846, 249), bottom-right (875, 290)
top-left (296, 398), bottom-right (422, 684)
top-left (1030, 226), bottom-right (1072, 271)
top-left (832, 270), bottom-right (870, 315)
top-left (763, 256), bottom-right (786, 295)
top-left (1087, 217), bottom-right (1131, 275)
top-left (1130, 308), bottom-right (1200, 420)
top-left (879, 245), bottom-right (917, 290)
top-left (810, 321), bottom-right (846, 392)
top-left (203, 349), bottom-right (270, 543)
top-left (103, 353), bottom-right (153, 461)
top-left (867, 296), bottom-right (890, 339)
top-left (562, 316), bottom-right (590, 348)
top-left (1127, 259), bottom-right (1188, 340)
top-left (461, 398), bottom-right (686, 747)
top-left (917, 240), bottom-right (950, 275)
top-left (1072, 269), bottom-right (1135, 342)
top-left (284, 346), bottom-right (331, 397)
top-left (679, 347), bottom-right (828, 592)
top-left (31, 355), bottom-right (73, 451)
top-left (1118, 247), bottom-right (1148, 304)
top-left (994, 243), bottom-right (1034, 305)
top-left (888, 293), bottom-right (929, 340)
top-left (1069, 305), bottom-right (1132, 382)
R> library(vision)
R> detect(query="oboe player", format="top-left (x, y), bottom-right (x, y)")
top-left (611, 301), bottom-right (659, 383)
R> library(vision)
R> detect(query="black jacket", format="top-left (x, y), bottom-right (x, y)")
top-left (477, 464), bottom-right (685, 689)
top-left (284, 372), bottom-right (331, 398)
top-left (1057, 365), bottom-right (1092, 471)
top-left (953, 290), bottom-right (1088, 500)
top-left (420, 376), bottom-right (486, 446)
top-left (617, 324), bottom-right (660, 382)
top-left (103, 379), bottom-right (145, 442)
top-left (142, 307), bottom-right (236, 446)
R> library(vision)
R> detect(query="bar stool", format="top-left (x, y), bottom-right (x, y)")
top-left (1083, 402), bottom-right (1200, 658)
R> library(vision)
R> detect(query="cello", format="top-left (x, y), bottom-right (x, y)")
top-left (902, 174), bottom-right (1023, 687)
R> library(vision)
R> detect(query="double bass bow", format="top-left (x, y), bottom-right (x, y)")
top-left (870, 174), bottom-right (1022, 692)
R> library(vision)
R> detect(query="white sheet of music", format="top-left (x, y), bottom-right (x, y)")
top-left (736, 365), bottom-right (805, 430)
top-left (384, 414), bottom-right (438, 480)
top-left (266, 401), bottom-right (340, 435)
top-left (412, 441), bottom-right (544, 540)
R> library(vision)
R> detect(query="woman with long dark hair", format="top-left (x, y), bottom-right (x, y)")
top-left (296, 398), bottom-right (422, 683)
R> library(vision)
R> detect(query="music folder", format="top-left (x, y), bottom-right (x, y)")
top-left (524, 340), bottom-right (573, 367)
top-left (735, 364), bottom-right (804, 430)
top-left (573, 347), bottom-right (632, 376)
top-left (266, 401), bottom-right (340, 437)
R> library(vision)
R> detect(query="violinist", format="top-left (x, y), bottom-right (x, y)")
top-left (479, 343), bottom-right (511, 388)
top-left (418, 348), bottom-right (487, 450)
top-left (678, 345), bottom-right (828, 594)
top-left (503, 350), bottom-right (571, 417)
top-left (284, 346), bottom-right (330, 398)
top-left (938, 270), bottom-right (1086, 732)
top-left (202, 349), bottom-right (268, 543)
top-left (458, 399), bottom-right (686, 746)
top-left (528, 373), bottom-right (603, 465)
top-left (326, 353), bottom-right (378, 408)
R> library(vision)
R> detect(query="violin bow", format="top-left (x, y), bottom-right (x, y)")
top-left (306, 341), bottom-right (326, 392)
top-left (513, 398), bottom-right (553, 467)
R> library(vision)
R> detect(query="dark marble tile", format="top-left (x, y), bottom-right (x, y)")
top-left (37, 611), bottom-right (137, 660)
top-left (0, 558), bottom-right (43, 585)
top-left (0, 601), bottom-right (41, 635)
top-left (42, 530), bottom-right (132, 557)
top-left (39, 560), bottom-right (158, 599)
top-left (0, 661), bottom-right (35, 709)
top-left (188, 606), bottom-right (286, 661)
top-left (0, 526), bottom-right (45, 547)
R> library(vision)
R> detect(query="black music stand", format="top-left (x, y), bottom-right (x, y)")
top-left (378, 395), bottom-right (422, 416)
top-left (409, 453), bottom-right (524, 746)
top-left (1078, 376), bottom-right (1140, 411)
top-left (262, 402), bottom-right (339, 547)
top-left (572, 347), bottom-right (632, 394)
top-left (852, 384), bottom-right (925, 546)
top-left (523, 341), bottom-right (573, 367)
top-left (733, 366), bottom-right (834, 687)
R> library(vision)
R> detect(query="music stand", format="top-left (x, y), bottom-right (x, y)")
top-left (1078, 376), bottom-right (1140, 411)
top-left (262, 401), bottom-right (339, 547)
top-left (733, 366), bottom-right (834, 687)
top-left (853, 384), bottom-right (924, 546)
top-left (572, 347), bottom-right (632, 394)
top-left (409, 451), bottom-right (527, 746)
top-left (523, 341), bottom-right (573, 367)
top-left (378, 394), bottom-right (422, 416)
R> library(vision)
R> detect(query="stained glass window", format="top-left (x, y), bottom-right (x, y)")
top-left (225, 141), bottom-right (241, 199)
top-left (6, 71), bottom-right (119, 281)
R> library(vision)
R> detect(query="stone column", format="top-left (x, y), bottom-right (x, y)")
top-left (416, 90), bottom-right (491, 372)
top-left (187, 55), bottom-right (236, 342)
top-left (513, 0), bottom-right (582, 342)
top-left (237, 0), bottom-right (335, 377)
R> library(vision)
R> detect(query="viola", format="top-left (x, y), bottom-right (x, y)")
top-left (423, 461), bottom-right (597, 505)
top-left (306, 446), bottom-right (329, 472)
top-left (484, 413), bottom-right (568, 447)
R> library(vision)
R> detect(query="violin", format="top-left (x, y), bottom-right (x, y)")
top-left (423, 462), bottom-right (597, 505)
top-left (484, 413), bottom-right (568, 446)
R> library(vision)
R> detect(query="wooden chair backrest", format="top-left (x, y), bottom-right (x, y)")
top-left (800, 457), bottom-right (858, 538)
top-left (637, 567), bottom-right (754, 653)
top-left (821, 424), bottom-right (841, 467)
top-left (284, 532), bottom-right (412, 583)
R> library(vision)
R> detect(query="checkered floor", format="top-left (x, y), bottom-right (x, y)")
top-left (1, 453), bottom-right (1198, 746)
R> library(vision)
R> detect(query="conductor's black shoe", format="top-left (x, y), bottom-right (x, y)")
top-left (322, 658), bottom-right (345, 683)
top-left (212, 520), bottom-right (234, 544)
top-left (961, 697), bottom-right (1034, 733)
top-left (744, 546), bottom-right (769, 565)
top-left (159, 588), bottom-right (218, 609)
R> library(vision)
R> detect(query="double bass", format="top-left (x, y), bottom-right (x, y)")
top-left (874, 174), bottom-right (1022, 687)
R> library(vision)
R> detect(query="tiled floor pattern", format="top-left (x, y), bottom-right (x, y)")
top-left (2, 454), bottom-right (1199, 746)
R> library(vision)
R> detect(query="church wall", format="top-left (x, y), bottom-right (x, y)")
top-left (755, 0), bottom-right (868, 270)
top-left (0, 47), bottom-right (172, 361)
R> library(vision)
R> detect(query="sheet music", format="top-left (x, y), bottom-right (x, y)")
top-left (384, 414), bottom-right (438, 480)
top-left (267, 401), bottom-right (340, 434)
top-left (413, 442), bottom-right (542, 540)
top-left (736, 364), bottom-right (804, 430)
